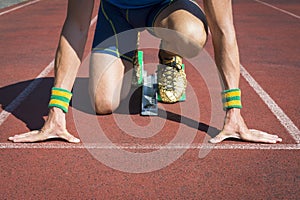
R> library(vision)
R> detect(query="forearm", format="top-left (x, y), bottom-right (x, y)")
top-left (204, 0), bottom-right (240, 90)
top-left (53, 0), bottom-right (94, 91)
top-left (54, 26), bottom-right (88, 91)
top-left (49, 32), bottom-right (86, 116)
top-left (211, 28), bottom-right (240, 89)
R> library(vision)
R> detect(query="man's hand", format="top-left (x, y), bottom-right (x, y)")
top-left (209, 109), bottom-right (282, 144)
top-left (8, 108), bottom-right (80, 143)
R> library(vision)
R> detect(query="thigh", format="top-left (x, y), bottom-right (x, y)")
top-left (153, 0), bottom-right (208, 34)
top-left (151, 0), bottom-right (209, 56)
top-left (92, 0), bottom-right (139, 63)
top-left (89, 52), bottom-right (133, 113)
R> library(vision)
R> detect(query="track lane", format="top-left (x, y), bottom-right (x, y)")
top-left (0, 0), bottom-right (299, 199)
top-left (233, 0), bottom-right (300, 132)
top-left (255, 0), bottom-right (300, 17)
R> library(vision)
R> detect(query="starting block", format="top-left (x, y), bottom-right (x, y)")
top-left (135, 51), bottom-right (186, 116)
top-left (141, 71), bottom-right (158, 116)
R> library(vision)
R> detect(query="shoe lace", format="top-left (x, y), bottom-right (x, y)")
top-left (160, 56), bottom-right (183, 91)
top-left (161, 56), bottom-right (182, 71)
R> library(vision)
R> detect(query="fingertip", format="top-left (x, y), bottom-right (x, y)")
top-left (8, 137), bottom-right (18, 142)
top-left (11, 138), bottom-right (19, 143)
top-left (70, 138), bottom-right (80, 143)
top-left (208, 139), bottom-right (215, 143)
top-left (209, 137), bottom-right (220, 144)
top-left (75, 138), bottom-right (81, 143)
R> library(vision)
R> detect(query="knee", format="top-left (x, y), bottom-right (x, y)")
top-left (156, 8), bottom-right (208, 58)
top-left (183, 21), bottom-right (207, 48)
top-left (171, 19), bottom-right (207, 57)
top-left (94, 97), bottom-right (119, 115)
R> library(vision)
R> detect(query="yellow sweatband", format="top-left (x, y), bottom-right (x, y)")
top-left (48, 87), bottom-right (72, 113)
top-left (222, 88), bottom-right (242, 111)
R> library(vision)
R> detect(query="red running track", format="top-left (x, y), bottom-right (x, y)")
top-left (0, 0), bottom-right (299, 199)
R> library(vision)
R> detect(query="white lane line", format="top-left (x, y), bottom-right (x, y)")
top-left (0, 0), bottom-right (40, 16)
top-left (251, 0), bottom-right (300, 143)
top-left (240, 65), bottom-right (300, 144)
top-left (0, 16), bottom-right (98, 126)
top-left (0, 143), bottom-right (299, 150)
top-left (254, 0), bottom-right (300, 20)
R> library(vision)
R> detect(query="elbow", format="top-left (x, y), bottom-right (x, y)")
top-left (63, 14), bottom-right (90, 38)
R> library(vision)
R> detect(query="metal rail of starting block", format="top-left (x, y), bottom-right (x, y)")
top-left (141, 71), bottom-right (158, 116)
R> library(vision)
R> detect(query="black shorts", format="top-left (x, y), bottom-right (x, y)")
top-left (92, 0), bottom-right (208, 62)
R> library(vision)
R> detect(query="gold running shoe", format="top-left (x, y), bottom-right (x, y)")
top-left (157, 50), bottom-right (187, 103)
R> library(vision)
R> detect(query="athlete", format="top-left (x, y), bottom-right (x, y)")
top-left (8, 0), bottom-right (282, 144)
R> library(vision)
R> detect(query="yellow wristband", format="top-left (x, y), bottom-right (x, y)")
top-left (222, 88), bottom-right (242, 110)
top-left (48, 87), bottom-right (72, 113)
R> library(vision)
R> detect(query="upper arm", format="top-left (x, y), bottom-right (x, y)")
top-left (65, 0), bottom-right (95, 31)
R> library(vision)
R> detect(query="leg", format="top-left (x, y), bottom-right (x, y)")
top-left (149, 0), bottom-right (209, 103)
top-left (154, 0), bottom-right (208, 58)
top-left (90, 1), bottom-right (139, 114)
top-left (89, 53), bottom-right (133, 115)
